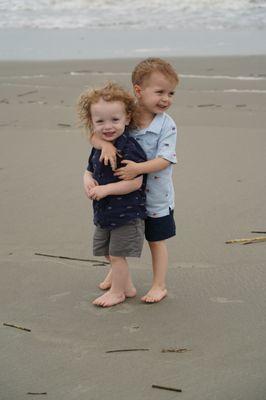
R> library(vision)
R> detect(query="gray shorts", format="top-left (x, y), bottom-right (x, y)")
top-left (93, 219), bottom-right (144, 258)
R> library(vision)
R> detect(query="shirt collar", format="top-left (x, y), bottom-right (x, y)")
top-left (139, 113), bottom-right (165, 135)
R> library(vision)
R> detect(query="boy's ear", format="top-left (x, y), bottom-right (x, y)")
top-left (133, 84), bottom-right (142, 98)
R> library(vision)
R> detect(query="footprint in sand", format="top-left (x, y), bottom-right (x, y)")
top-left (172, 262), bottom-right (214, 269)
top-left (48, 291), bottom-right (71, 302)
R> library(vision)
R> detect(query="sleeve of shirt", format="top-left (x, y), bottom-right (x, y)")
top-left (156, 122), bottom-right (178, 164)
top-left (86, 148), bottom-right (95, 173)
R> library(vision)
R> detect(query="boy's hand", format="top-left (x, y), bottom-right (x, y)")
top-left (114, 160), bottom-right (140, 180)
top-left (99, 142), bottom-right (117, 171)
top-left (88, 185), bottom-right (109, 201)
top-left (83, 171), bottom-right (98, 198)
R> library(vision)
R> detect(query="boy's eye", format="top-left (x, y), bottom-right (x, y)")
top-left (112, 118), bottom-right (120, 122)
top-left (156, 90), bottom-right (163, 94)
top-left (169, 91), bottom-right (175, 96)
top-left (95, 120), bottom-right (103, 124)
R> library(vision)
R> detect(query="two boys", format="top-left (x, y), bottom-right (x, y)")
top-left (83, 58), bottom-right (179, 306)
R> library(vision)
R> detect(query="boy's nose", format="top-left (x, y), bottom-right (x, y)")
top-left (103, 121), bottom-right (112, 130)
top-left (162, 95), bottom-right (169, 102)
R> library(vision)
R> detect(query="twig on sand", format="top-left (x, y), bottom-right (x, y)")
top-left (106, 348), bottom-right (150, 353)
top-left (93, 263), bottom-right (108, 266)
top-left (251, 231), bottom-right (266, 234)
top-left (161, 347), bottom-right (190, 353)
top-left (34, 252), bottom-right (109, 265)
top-left (57, 123), bottom-right (71, 127)
top-left (17, 90), bottom-right (38, 97)
top-left (3, 323), bottom-right (31, 332)
top-left (197, 103), bottom-right (215, 107)
top-left (152, 384), bottom-right (182, 393)
top-left (225, 237), bottom-right (266, 245)
top-left (27, 393), bottom-right (47, 395)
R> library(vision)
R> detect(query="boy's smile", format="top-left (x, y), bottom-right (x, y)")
top-left (91, 98), bottom-right (130, 142)
top-left (134, 72), bottom-right (176, 117)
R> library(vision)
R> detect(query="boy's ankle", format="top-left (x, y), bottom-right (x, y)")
top-left (152, 283), bottom-right (166, 290)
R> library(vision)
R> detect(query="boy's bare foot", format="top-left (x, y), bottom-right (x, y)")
top-left (99, 273), bottom-right (136, 298)
top-left (92, 290), bottom-right (126, 307)
top-left (141, 287), bottom-right (167, 303)
top-left (98, 270), bottom-right (112, 290)
top-left (98, 280), bottom-right (112, 290)
top-left (98, 282), bottom-right (136, 298)
top-left (125, 285), bottom-right (137, 298)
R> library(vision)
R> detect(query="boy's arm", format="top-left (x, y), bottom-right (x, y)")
top-left (90, 133), bottom-right (117, 170)
top-left (115, 122), bottom-right (177, 180)
top-left (114, 158), bottom-right (170, 180)
top-left (89, 176), bottom-right (143, 201)
top-left (83, 148), bottom-right (99, 198)
top-left (83, 170), bottom-right (98, 198)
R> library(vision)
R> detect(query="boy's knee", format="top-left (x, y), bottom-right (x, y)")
top-left (109, 255), bottom-right (126, 263)
top-left (149, 240), bottom-right (165, 248)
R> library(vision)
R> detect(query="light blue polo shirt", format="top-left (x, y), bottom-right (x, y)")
top-left (129, 113), bottom-right (177, 218)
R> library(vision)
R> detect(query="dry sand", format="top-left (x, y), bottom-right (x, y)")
top-left (0, 56), bottom-right (266, 399)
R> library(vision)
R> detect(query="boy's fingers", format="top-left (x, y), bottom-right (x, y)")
top-left (121, 159), bottom-right (133, 166)
top-left (113, 170), bottom-right (123, 176)
top-left (110, 158), bottom-right (117, 171)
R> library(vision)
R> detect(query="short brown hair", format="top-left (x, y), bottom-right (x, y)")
top-left (132, 58), bottom-right (179, 86)
top-left (77, 82), bottom-right (137, 133)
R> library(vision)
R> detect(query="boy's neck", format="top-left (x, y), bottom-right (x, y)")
top-left (138, 109), bottom-right (156, 129)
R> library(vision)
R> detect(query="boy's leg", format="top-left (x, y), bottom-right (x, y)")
top-left (142, 211), bottom-right (175, 303)
top-left (141, 240), bottom-right (168, 303)
top-left (98, 256), bottom-right (112, 289)
top-left (99, 267), bottom-right (136, 297)
top-left (93, 256), bottom-right (128, 307)
top-left (98, 219), bottom-right (144, 296)
top-left (93, 230), bottom-right (134, 295)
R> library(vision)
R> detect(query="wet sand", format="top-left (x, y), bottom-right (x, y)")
top-left (0, 56), bottom-right (266, 399)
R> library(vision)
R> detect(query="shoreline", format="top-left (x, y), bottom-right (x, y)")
top-left (1, 28), bottom-right (266, 61)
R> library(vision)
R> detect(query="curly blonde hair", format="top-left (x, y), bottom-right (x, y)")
top-left (77, 82), bottom-right (137, 134)
top-left (132, 58), bottom-right (179, 86)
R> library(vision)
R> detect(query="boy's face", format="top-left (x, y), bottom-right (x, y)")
top-left (134, 72), bottom-right (176, 115)
top-left (91, 98), bottom-right (130, 142)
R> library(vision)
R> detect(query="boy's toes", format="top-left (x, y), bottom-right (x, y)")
top-left (141, 288), bottom-right (167, 303)
top-left (92, 291), bottom-right (125, 307)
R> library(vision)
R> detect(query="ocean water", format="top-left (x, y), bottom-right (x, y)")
top-left (1, 0), bottom-right (266, 59)
top-left (1, 0), bottom-right (266, 30)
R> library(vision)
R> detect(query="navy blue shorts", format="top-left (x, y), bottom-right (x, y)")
top-left (145, 209), bottom-right (176, 242)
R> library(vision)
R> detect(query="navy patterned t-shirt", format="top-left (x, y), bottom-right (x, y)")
top-left (87, 131), bottom-right (147, 230)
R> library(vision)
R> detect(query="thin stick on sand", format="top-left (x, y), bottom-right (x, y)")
top-left (106, 348), bottom-right (150, 353)
top-left (57, 123), bottom-right (71, 127)
top-left (17, 90), bottom-right (38, 97)
top-left (152, 384), bottom-right (182, 393)
top-left (225, 237), bottom-right (266, 245)
top-left (3, 323), bottom-right (31, 332)
top-left (27, 393), bottom-right (47, 396)
top-left (161, 347), bottom-right (190, 353)
top-left (34, 252), bottom-right (109, 264)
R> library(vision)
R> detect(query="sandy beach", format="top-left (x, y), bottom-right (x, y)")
top-left (1, 55), bottom-right (266, 399)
